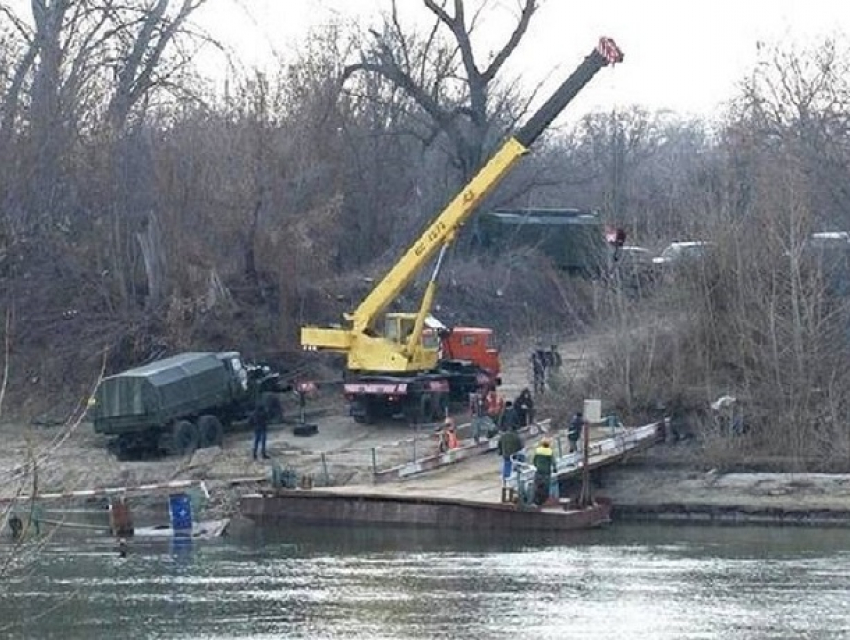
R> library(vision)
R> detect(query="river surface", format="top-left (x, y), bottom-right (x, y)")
top-left (2, 523), bottom-right (850, 639)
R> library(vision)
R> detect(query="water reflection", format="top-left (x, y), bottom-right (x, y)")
top-left (2, 524), bottom-right (850, 639)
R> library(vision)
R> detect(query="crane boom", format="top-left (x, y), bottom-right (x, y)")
top-left (302, 37), bottom-right (623, 374)
top-left (348, 38), bottom-right (624, 335)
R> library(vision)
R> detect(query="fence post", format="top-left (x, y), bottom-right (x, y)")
top-left (321, 452), bottom-right (330, 485)
top-left (371, 447), bottom-right (377, 475)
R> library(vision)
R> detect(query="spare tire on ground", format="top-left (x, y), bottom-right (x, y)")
top-left (293, 423), bottom-right (318, 437)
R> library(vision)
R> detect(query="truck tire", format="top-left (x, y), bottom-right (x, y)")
top-left (404, 395), bottom-right (429, 425)
top-left (111, 435), bottom-right (135, 461)
top-left (170, 420), bottom-right (200, 456)
top-left (350, 398), bottom-right (374, 424)
top-left (198, 415), bottom-right (224, 448)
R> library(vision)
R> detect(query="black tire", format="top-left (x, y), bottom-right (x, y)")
top-left (403, 397), bottom-right (423, 425)
top-left (293, 423), bottom-right (318, 437)
top-left (110, 436), bottom-right (135, 461)
top-left (351, 398), bottom-right (374, 424)
top-left (170, 420), bottom-right (200, 456)
top-left (198, 415), bottom-right (224, 448)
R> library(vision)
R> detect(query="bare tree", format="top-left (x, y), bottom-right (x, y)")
top-left (343, 0), bottom-right (538, 180)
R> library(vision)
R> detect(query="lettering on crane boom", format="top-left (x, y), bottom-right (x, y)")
top-left (413, 220), bottom-right (448, 257)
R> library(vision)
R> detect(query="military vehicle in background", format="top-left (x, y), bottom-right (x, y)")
top-left (88, 351), bottom-right (291, 459)
top-left (478, 208), bottom-right (607, 275)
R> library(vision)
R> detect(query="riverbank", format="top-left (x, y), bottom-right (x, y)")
top-left (597, 442), bottom-right (850, 526)
top-left (6, 422), bottom-right (850, 528)
top-left (3, 331), bottom-right (850, 529)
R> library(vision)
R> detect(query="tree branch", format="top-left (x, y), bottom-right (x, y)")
top-left (481, 0), bottom-right (536, 82)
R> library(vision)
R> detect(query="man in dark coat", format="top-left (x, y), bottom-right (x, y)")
top-left (499, 400), bottom-right (521, 432)
top-left (568, 411), bottom-right (585, 453)
top-left (498, 428), bottom-right (523, 476)
top-left (250, 405), bottom-right (270, 460)
top-left (515, 388), bottom-right (535, 426)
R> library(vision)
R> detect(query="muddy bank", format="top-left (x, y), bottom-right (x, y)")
top-left (596, 444), bottom-right (850, 527)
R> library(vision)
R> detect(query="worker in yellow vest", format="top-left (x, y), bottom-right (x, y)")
top-left (532, 438), bottom-right (557, 506)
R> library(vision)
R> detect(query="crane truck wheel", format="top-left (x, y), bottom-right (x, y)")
top-left (170, 420), bottom-right (200, 456)
top-left (198, 415), bottom-right (224, 448)
top-left (350, 398), bottom-right (375, 424)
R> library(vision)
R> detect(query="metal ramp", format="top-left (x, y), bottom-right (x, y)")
top-left (507, 423), bottom-right (662, 497)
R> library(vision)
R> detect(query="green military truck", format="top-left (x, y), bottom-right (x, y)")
top-left (88, 351), bottom-right (291, 460)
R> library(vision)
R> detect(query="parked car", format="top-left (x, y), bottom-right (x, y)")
top-left (612, 245), bottom-right (656, 288)
top-left (803, 231), bottom-right (850, 295)
top-left (652, 241), bottom-right (714, 267)
top-left (808, 231), bottom-right (850, 249)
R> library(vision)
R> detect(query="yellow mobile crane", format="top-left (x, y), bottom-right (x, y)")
top-left (302, 37), bottom-right (624, 424)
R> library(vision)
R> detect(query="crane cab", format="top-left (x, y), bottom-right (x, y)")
top-left (439, 327), bottom-right (501, 378)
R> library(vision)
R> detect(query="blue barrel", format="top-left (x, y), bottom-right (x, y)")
top-left (169, 493), bottom-right (193, 534)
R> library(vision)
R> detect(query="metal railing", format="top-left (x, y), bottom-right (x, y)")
top-left (506, 423), bottom-right (660, 494)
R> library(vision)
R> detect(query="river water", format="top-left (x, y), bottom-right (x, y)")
top-left (2, 523), bottom-right (849, 639)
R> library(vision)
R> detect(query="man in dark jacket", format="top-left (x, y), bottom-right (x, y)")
top-left (498, 428), bottom-right (523, 475)
top-left (250, 405), bottom-right (270, 460)
top-left (499, 400), bottom-right (521, 432)
top-left (568, 411), bottom-right (585, 453)
top-left (515, 388), bottom-right (534, 426)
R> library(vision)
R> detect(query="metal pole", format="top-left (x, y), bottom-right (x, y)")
top-left (371, 447), bottom-right (377, 475)
top-left (580, 421), bottom-right (591, 506)
top-left (321, 453), bottom-right (330, 485)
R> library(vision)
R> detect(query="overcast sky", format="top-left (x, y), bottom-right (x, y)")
top-left (194, 0), bottom-right (849, 122)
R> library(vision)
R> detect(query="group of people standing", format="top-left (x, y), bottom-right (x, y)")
top-left (440, 385), bottom-right (536, 454)
top-left (531, 345), bottom-right (563, 395)
top-left (498, 409), bottom-right (589, 506)
top-left (469, 385), bottom-right (536, 443)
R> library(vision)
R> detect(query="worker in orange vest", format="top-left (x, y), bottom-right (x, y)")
top-left (438, 418), bottom-right (459, 453)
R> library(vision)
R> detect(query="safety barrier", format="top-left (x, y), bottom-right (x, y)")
top-left (506, 422), bottom-right (662, 495)
top-left (0, 479), bottom-right (210, 504)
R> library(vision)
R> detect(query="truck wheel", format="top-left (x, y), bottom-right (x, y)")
top-left (198, 415), bottom-right (224, 448)
top-left (170, 420), bottom-right (200, 456)
top-left (350, 398), bottom-right (373, 424)
top-left (404, 396), bottom-right (429, 425)
top-left (111, 436), bottom-right (135, 461)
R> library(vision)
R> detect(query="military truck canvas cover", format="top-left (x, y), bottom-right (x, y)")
top-left (479, 208), bottom-right (606, 274)
top-left (92, 352), bottom-right (231, 432)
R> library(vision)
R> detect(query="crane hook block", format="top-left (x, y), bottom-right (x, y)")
top-left (597, 37), bottom-right (624, 65)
